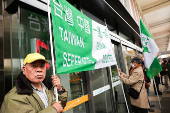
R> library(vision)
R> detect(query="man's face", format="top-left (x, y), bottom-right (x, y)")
top-left (22, 60), bottom-right (46, 84)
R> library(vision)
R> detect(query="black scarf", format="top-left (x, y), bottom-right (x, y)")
top-left (16, 72), bottom-right (52, 95)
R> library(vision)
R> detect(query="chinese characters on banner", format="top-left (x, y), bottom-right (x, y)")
top-left (50, 0), bottom-right (117, 74)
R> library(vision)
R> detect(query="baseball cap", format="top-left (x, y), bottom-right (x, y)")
top-left (23, 53), bottom-right (49, 65)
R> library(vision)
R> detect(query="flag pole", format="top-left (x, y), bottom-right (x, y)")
top-left (48, 0), bottom-right (58, 102)
top-left (104, 19), bottom-right (129, 113)
top-left (153, 77), bottom-right (161, 108)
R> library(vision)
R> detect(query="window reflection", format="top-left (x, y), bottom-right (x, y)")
top-left (122, 46), bottom-right (135, 75)
top-left (111, 44), bottom-right (128, 113)
top-left (59, 72), bottom-right (87, 113)
top-left (90, 68), bottom-right (112, 113)
top-left (69, 72), bottom-right (84, 99)
top-left (111, 65), bottom-right (120, 82)
top-left (113, 85), bottom-right (128, 113)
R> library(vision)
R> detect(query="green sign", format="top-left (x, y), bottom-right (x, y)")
top-left (51, 0), bottom-right (116, 74)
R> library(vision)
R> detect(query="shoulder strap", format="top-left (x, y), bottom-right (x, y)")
top-left (139, 80), bottom-right (145, 93)
top-left (130, 80), bottom-right (139, 87)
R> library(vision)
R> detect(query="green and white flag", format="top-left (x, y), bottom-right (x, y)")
top-left (50, 0), bottom-right (116, 74)
top-left (140, 19), bottom-right (162, 79)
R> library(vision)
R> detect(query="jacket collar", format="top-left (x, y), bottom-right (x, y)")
top-left (16, 72), bottom-right (52, 95)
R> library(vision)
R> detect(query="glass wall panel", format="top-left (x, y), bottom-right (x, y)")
top-left (59, 72), bottom-right (88, 113)
top-left (113, 84), bottom-right (127, 113)
top-left (89, 68), bottom-right (112, 113)
top-left (122, 46), bottom-right (135, 75)
top-left (11, 13), bottom-right (20, 86)
top-left (111, 44), bottom-right (128, 113)
top-left (3, 1), bottom-right (12, 96)
top-left (0, 0), bottom-right (4, 107)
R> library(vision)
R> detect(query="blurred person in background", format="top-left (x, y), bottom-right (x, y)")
top-left (153, 73), bottom-right (162, 95)
top-left (161, 58), bottom-right (170, 90)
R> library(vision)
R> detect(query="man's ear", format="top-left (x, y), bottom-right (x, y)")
top-left (22, 66), bottom-right (26, 74)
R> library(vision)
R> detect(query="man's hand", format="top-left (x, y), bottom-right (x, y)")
top-left (166, 69), bottom-right (168, 71)
top-left (52, 101), bottom-right (63, 113)
top-left (147, 83), bottom-right (150, 87)
top-left (51, 76), bottom-right (62, 91)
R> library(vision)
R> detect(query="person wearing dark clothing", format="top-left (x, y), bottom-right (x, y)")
top-left (153, 73), bottom-right (162, 95)
top-left (167, 58), bottom-right (170, 79)
top-left (160, 71), bottom-right (164, 85)
top-left (161, 58), bottom-right (169, 90)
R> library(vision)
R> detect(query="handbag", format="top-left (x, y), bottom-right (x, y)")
top-left (128, 80), bottom-right (144, 99)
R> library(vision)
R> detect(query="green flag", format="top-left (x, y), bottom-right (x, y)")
top-left (140, 19), bottom-right (162, 79)
top-left (50, 0), bottom-right (117, 74)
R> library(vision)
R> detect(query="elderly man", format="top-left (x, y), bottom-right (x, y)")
top-left (0, 53), bottom-right (68, 113)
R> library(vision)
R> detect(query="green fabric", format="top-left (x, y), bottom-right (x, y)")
top-left (140, 19), bottom-right (162, 79)
top-left (140, 19), bottom-right (153, 39)
top-left (0, 87), bottom-right (68, 113)
top-left (146, 57), bottom-right (162, 79)
top-left (50, 0), bottom-right (96, 74)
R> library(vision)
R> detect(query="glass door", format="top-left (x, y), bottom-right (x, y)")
top-left (89, 68), bottom-right (113, 113)
top-left (110, 44), bottom-right (129, 113)
top-left (59, 72), bottom-right (88, 113)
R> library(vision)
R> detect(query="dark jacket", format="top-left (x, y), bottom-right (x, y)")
top-left (0, 72), bottom-right (68, 113)
top-left (161, 63), bottom-right (169, 75)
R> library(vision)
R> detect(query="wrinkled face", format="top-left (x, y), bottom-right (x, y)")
top-left (22, 60), bottom-right (46, 84)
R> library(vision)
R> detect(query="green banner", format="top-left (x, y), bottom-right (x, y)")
top-left (51, 0), bottom-right (116, 74)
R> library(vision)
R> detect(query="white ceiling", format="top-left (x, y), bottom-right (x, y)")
top-left (136, 0), bottom-right (170, 55)
top-left (143, 5), bottom-right (170, 24)
top-left (136, 0), bottom-right (159, 7)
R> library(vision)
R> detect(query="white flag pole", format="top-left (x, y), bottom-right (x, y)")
top-left (47, 0), bottom-right (58, 102)
top-left (104, 19), bottom-right (129, 113)
top-left (153, 78), bottom-right (161, 108)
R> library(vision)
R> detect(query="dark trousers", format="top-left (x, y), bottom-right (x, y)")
top-left (161, 75), bottom-right (163, 84)
top-left (131, 105), bottom-right (148, 113)
top-left (153, 81), bottom-right (159, 93)
top-left (153, 77), bottom-right (160, 93)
